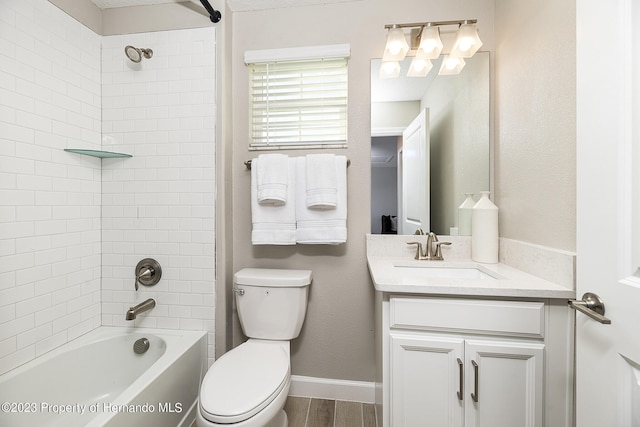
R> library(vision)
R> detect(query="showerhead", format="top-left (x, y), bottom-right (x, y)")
top-left (124, 45), bottom-right (153, 63)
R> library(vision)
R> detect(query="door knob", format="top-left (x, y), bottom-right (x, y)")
top-left (569, 292), bottom-right (612, 324)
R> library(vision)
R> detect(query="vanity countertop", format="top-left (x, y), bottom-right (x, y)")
top-left (367, 255), bottom-right (576, 299)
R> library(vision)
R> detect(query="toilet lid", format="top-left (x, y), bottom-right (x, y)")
top-left (199, 340), bottom-right (290, 424)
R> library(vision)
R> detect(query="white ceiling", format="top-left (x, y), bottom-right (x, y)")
top-left (90, 0), bottom-right (360, 12)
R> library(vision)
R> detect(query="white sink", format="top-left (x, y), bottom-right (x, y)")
top-left (393, 263), bottom-right (501, 280)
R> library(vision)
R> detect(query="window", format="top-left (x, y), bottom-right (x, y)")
top-left (245, 45), bottom-right (350, 149)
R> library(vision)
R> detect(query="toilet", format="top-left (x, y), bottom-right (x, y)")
top-left (197, 268), bottom-right (312, 427)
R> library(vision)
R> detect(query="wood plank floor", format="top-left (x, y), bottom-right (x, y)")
top-left (284, 397), bottom-right (378, 427)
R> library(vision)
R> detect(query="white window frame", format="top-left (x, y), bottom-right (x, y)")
top-left (245, 44), bottom-right (350, 150)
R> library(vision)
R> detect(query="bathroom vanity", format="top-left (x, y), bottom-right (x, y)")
top-left (367, 235), bottom-right (576, 427)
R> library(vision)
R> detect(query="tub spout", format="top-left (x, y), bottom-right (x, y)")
top-left (126, 298), bottom-right (156, 321)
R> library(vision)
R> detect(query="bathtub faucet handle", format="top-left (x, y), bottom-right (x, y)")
top-left (134, 258), bottom-right (162, 291)
top-left (135, 267), bottom-right (152, 291)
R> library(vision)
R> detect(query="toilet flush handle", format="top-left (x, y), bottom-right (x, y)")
top-left (232, 287), bottom-right (245, 296)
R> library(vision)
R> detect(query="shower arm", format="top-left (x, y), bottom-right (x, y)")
top-left (199, 0), bottom-right (222, 23)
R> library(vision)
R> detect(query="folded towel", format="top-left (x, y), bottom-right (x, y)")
top-left (255, 154), bottom-right (289, 206)
top-left (296, 156), bottom-right (347, 244)
top-left (251, 157), bottom-right (296, 245)
top-left (305, 154), bottom-right (337, 209)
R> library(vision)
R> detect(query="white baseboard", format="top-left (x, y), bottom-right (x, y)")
top-left (289, 375), bottom-right (375, 404)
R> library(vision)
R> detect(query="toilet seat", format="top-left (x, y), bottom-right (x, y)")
top-left (199, 340), bottom-right (290, 424)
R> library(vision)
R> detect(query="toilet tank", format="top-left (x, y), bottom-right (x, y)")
top-left (234, 268), bottom-right (312, 340)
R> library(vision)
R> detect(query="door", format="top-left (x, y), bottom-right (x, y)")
top-left (465, 340), bottom-right (544, 427)
top-left (399, 109), bottom-right (430, 234)
top-left (390, 333), bottom-right (464, 427)
top-left (576, 0), bottom-right (640, 425)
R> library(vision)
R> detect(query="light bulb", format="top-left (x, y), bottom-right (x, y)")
top-left (458, 38), bottom-right (473, 52)
top-left (389, 42), bottom-right (403, 56)
top-left (450, 23), bottom-right (482, 58)
top-left (417, 26), bottom-right (443, 60)
top-left (422, 41), bottom-right (437, 53)
top-left (383, 26), bottom-right (409, 62)
top-left (408, 57), bottom-right (433, 77)
top-left (379, 61), bottom-right (401, 78)
top-left (382, 62), bottom-right (397, 73)
top-left (438, 56), bottom-right (465, 75)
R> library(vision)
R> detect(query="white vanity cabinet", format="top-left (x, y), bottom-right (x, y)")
top-left (380, 295), bottom-right (572, 427)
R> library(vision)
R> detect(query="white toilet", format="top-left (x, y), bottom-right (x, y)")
top-left (197, 268), bottom-right (312, 427)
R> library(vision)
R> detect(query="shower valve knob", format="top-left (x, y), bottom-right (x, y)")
top-left (134, 258), bottom-right (162, 290)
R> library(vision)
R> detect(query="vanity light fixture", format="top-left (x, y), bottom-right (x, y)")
top-left (417, 24), bottom-right (443, 59)
top-left (438, 56), bottom-right (466, 75)
top-left (450, 21), bottom-right (483, 58)
top-left (381, 19), bottom-right (482, 77)
top-left (407, 57), bottom-right (433, 77)
top-left (379, 60), bottom-right (401, 79)
top-left (382, 25), bottom-right (410, 62)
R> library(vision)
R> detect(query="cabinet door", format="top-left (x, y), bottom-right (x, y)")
top-left (390, 333), bottom-right (464, 427)
top-left (464, 340), bottom-right (544, 427)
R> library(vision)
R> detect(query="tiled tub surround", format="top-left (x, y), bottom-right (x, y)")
top-left (0, 0), bottom-right (216, 375)
top-left (366, 234), bottom-right (576, 297)
top-left (100, 29), bottom-right (216, 367)
top-left (0, 0), bottom-right (103, 375)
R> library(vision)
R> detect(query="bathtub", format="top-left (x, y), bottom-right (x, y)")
top-left (0, 327), bottom-right (207, 427)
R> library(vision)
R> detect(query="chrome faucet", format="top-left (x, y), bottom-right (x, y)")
top-left (125, 298), bottom-right (156, 321)
top-left (407, 232), bottom-right (452, 260)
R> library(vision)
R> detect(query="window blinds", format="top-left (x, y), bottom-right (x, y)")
top-left (248, 56), bottom-right (348, 148)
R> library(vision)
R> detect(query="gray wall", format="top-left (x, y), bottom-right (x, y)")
top-left (231, 0), bottom-right (496, 382)
top-left (495, 0), bottom-right (576, 251)
top-left (47, 0), bottom-right (577, 383)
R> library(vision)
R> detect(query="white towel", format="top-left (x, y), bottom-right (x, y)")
top-left (305, 154), bottom-right (337, 209)
top-left (251, 157), bottom-right (296, 245)
top-left (296, 156), bottom-right (347, 244)
top-left (256, 154), bottom-right (289, 206)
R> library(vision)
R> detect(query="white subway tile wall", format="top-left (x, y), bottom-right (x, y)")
top-left (101, 28), bottom-right (216, 367)
top-left (0, 0), bottom-right (102, 375)
top-left (0, 0), bottom-right (216, 374)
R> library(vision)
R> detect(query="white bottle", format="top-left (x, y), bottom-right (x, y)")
top-left (471, 191), bottom-right (499, 263)
top-left (458, 193), bottom-right (475, 236)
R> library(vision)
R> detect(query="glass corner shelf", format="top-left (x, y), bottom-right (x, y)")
top-left (64, 149), bottom-right (132, 158)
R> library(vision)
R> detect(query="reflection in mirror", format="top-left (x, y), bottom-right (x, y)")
top-left (370, 52), bottom-right (490, 235)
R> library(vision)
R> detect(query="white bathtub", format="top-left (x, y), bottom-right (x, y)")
top-left (0, 327), bottom-right (207, 427)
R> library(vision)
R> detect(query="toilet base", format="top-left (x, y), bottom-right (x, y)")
top-left (265, 409), bottom-right (287, 427)
top-left (196, 408), bottom-right (287, 427)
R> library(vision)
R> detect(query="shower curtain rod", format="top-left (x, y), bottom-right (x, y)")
top-left (199, 0), bottom-right (222, 23)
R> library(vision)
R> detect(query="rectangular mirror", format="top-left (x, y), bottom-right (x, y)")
top-left (371, 52), bottom-right (491, 235)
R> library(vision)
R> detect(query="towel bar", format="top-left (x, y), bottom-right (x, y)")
top-left (244, 158), bottom-right (350, 170)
